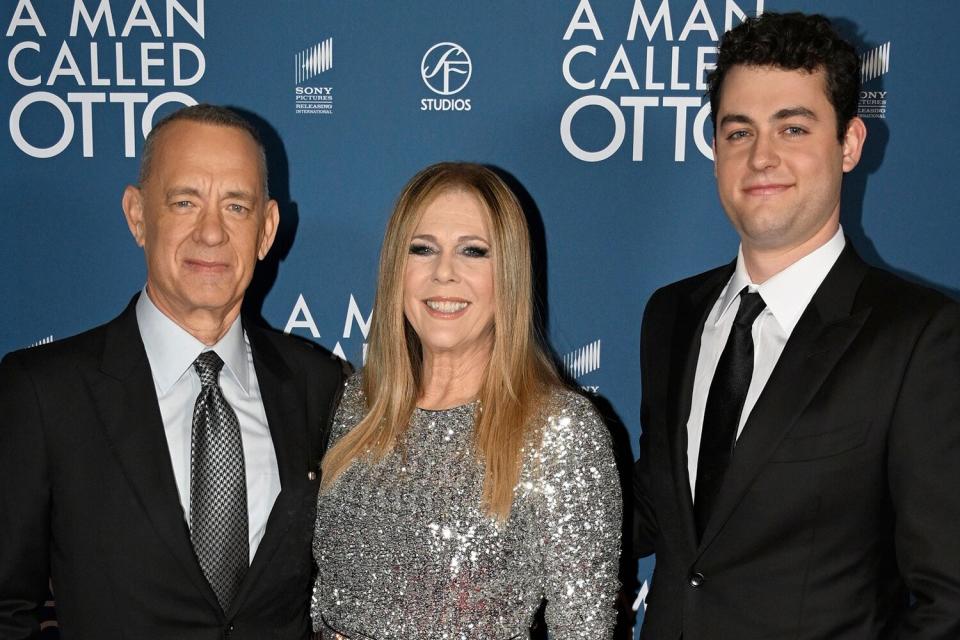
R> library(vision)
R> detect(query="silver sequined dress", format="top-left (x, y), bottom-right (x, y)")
top-left (311, 374), bottom-right (622, 639)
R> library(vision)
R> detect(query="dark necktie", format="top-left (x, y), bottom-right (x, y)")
top-left (190, 351), bottom-right (248, 611)
top-left (694, 288), bottom-right (766, 539)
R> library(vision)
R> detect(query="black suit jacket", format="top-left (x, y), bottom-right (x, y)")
top-left (0, 296), bottom-right (347, 640)
top-left (634, 245), bottom-right (960, 640)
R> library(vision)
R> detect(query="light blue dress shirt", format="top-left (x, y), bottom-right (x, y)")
top-left (136, 289), bottom-right (281, 564)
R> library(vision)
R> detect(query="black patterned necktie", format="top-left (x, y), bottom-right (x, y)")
top-left (694, 288), bottom-right (766, 539)
top-left (190, 351), bottom-right (248, 611)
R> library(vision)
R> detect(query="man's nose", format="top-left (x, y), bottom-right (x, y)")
top-left (748, 133), bottom-right (780, 171)
top-left (193, 205), bottom-right (228, 246)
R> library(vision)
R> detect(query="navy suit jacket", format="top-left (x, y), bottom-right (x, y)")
top-left (634, 245), bottom-right (960, 639)
top-left (0, 296), bottom-right (347, 640)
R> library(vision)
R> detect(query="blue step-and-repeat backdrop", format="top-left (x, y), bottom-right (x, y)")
top-left (2, 0), bottom-right (958, 636)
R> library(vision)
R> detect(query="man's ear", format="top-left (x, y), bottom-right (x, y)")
top-left (121, 185), bottom-right (146, 247)
top-left (258, 199), bottom-right (280, 260)
top-left (841, 116), bottom-right (868, 173)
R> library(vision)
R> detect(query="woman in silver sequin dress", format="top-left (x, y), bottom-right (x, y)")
top-left (311, 163), bottom-right (622, 639)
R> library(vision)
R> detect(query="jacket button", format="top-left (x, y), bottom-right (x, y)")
top-left (688, 572), bottom-right (705, 587)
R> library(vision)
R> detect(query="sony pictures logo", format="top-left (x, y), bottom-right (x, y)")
top-left (294, 38), bottom-right (334, 116)
top-left (858, 41), bottom-right (891, 120)
top-left (420, 42), bottom-right (472, 112)
top-left (28, 335), bottom-right (54, 348)
top-left (563, 339), bottom-right (601, 393)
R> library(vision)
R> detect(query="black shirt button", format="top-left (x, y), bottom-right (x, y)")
top-left (689, 571), bottom-right (705, 587)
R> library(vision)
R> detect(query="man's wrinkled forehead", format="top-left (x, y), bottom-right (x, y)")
top-left (139, 120), bottom-right (269, 195)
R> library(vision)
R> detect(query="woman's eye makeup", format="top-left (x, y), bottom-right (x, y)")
top-left (408, 242), bottom-right (490, 258)
top-left (460, 245), bottom-right (489, 258)
top-left (408, 243), bottom-right (436, 256)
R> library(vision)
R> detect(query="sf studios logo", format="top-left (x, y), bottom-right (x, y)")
top-left (420, 42), bottom-right (472, 112)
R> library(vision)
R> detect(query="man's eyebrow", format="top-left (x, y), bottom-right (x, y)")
top-left (223, 189), bottom-right (257, 201)
top-left (165, 186), bottom-right (203, 199)
top-left (772, 106), bottom-right (818, 121)
top-left (719, 107), bottom-right (819, 129)
top-left (719, 113), bottom-right (754, 128)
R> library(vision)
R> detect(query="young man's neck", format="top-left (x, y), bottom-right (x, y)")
top-left (742, 220), bottom-right (840, 284)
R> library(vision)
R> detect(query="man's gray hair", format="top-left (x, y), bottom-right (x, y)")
top-left (138, 103), bottom-right (269, 196)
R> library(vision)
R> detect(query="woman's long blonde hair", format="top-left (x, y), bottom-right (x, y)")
top-left (320, 162), bottom-right (561, 519)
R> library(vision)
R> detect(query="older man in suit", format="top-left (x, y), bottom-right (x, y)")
top-left (0, 104), bottom-right (345, 639)
top-left (634, 13), bottom-right (960, 640)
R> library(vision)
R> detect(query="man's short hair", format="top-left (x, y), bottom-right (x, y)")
top-left (138, 103), bottom-right (269, 195)
top-left (708, 12), bottom-right (861, 141)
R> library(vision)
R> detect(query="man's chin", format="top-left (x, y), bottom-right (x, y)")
top-left (737, 223), bottom-right (802, 253)
top-left (170, 291), bottom-right (244, 321)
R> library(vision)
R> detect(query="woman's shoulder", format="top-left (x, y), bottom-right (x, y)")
top-left (534, 386), bottom-right (614, 457)
top-left (541, 385), bottom-right (601, 426)
top-left (543, 385), bottom-right (593, 412)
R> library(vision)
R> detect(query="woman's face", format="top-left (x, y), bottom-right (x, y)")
top-left (403, 189), bottom-right (496, 361)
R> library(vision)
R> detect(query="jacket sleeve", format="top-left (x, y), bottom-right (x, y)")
top-left (633, 290), bottom-right (664, 558)
top-left (888, 300), bottom-right (960, 639)
top-left (0, 352), bottom-right (52, 640)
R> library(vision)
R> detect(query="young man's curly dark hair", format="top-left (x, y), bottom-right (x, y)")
top-left (708, 12), bottom-right (861, 141)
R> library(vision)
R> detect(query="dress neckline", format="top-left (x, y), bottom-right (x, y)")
top-left (414, 399), bottom-right (479, 414)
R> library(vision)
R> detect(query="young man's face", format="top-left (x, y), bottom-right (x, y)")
top-left (713, 65), bottom-right (865, 258)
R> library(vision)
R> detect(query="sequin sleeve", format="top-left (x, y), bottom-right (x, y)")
top-left (537, 391), bottom-right (622, 637)
top-left (312, 372), bottom-right (364, 630)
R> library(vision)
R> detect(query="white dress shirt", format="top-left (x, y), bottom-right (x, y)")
top-left (686, 226), bottom-right (846, 497)
top-left (136, 289), bottom-right (281, 563)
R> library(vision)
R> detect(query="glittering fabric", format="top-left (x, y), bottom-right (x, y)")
top-left (311, 374), bottom-right (622, 639)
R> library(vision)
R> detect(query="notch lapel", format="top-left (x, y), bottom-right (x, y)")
top-left (696, 246), bottom-right (871, 554)
top-left (87, 299), bottom-right (222, 613)
top-left (666, 266), bottom-right (734, 548)
top-left (228, 322), bottom-right (311, 616)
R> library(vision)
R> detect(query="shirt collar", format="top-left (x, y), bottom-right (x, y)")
top-left (715, 226), bottom-right (846, 335)
top-left (135, 288), bottom-right (250, 395)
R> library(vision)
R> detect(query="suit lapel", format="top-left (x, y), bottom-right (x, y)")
top-left (87, 297), bottom-right (222, 613)
top-left (228, 322), bottom-right (310, 615)
top-left (666, 265), bottom-right (734, 547)
top-left (696, 246), bottom-right (871, 554)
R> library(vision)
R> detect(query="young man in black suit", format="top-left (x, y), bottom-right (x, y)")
top-left (0, 105), bottom-right (346, 639)
top-left (634, 13), bottom-right (960, 639)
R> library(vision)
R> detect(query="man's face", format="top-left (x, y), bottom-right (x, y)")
top-left (122, 120), bottom-right (278, 329)
top-left (713, 65), bottom-right (864, 257)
